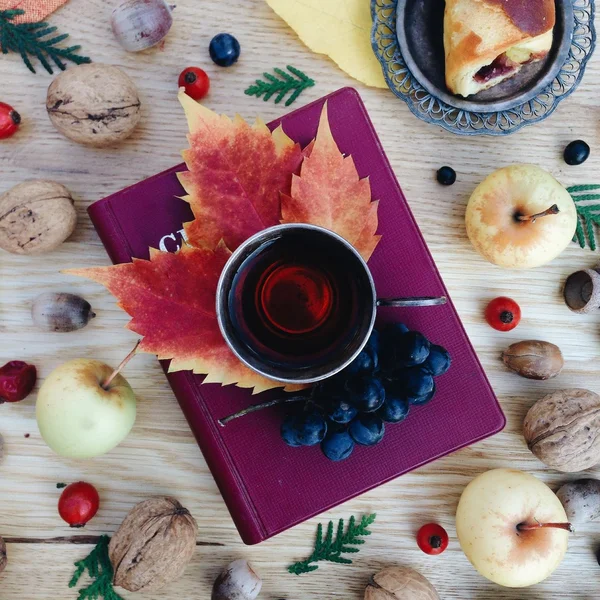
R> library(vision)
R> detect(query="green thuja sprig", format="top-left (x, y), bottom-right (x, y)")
top-left (245, 65), bottom-right (315, 107)
top-left (568, 184), bottom-right (600, 251)
top-left (69, 535), bottom-right (123, 600)
top-left (288, 514), bottom-right (376, 575)
top-left (0, 9), bottom-right (90, 74)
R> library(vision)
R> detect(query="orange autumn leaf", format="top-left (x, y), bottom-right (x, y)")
top-left (281, 104), bottom-right (381, 262)
top-left (68, 244), bottom-right (291, 394)
top-left (69, 99), bottom-right (382, 393)
top-left (0, 0), bottom-right (69, 22)
top-left (177, 91), bottom-right (304, 251)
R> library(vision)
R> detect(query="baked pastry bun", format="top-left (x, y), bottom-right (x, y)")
top-left (444, 0), bottom-right (555, 97)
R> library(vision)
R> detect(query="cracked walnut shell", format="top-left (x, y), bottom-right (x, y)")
top-left (523, 389), bottom-right (600, 473)
top-left (109, 496), bottom-right (197, 592)
top-left (0, 180), bottom-right (76, 255)
top-left (46, 63), bottom-right (141, 147)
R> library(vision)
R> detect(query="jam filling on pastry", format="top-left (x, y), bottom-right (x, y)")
top-left (474, 54), bottom-right (518, 83)
top-left (474, 50), bottom-right (547, 84)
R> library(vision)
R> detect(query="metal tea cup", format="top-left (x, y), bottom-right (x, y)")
top-left (216, 224), bottom-right (446, 384)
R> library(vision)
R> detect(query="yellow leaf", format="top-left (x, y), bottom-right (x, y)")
top-left (266, 0), bottom-right (387, 89)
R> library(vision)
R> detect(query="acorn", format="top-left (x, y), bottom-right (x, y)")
top-left (502, 340), bottom-right (563, 380)
top-left (556, 479), bottom-right (600, 525)
top-left (212, 560), bottom-right (262, 600)
top-left (365, 566), bottom-right (439, 599)
top-left (31, 292), bottom-right (95, 332)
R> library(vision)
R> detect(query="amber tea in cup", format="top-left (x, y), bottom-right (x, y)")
top-left (224, 227), bottom-right (374, 374)
top-left (217, 224), bottom-right (445, 384)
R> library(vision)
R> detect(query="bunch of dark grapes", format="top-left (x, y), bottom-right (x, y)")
top-left (280, 323), bottom-right (451, 462)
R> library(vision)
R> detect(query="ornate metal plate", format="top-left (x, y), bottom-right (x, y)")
top-left (371, 0), bottom-right (596, 136)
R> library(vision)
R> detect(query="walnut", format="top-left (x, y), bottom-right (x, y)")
top-left (0, 180), bottom-right (77, 255)
top-left (109, 496), bottom-right (197, 592)
top-left (523, 389), bottom-right (600, 472)
top-left (46, 63), bottom-right (141, 147)
top-left (364, 566), bottom-right (439, 600)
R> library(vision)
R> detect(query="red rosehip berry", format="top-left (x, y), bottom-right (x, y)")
top-left (58, 482), bottom-right (100, 528)
top-left (178, 67), bottom-right (210, 100)
top-left (416, 523), bottom-right (449, 555)
top-left (485, 297), bottom-right (521, 332)
top-left (0, 361), bottom-right (37, 403)
top-left (0, 102), bottom-right (21, 139)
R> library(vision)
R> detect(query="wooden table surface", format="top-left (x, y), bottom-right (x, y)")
top-left (2, 1), bottom-right (600, 598)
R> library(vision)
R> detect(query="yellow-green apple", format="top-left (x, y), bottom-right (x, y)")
top-left (456, 468), bottom-right (571, 588)
top-left (36, 358), bottom-right (136, 458)
top-left (465, 165), bottom-right (577, 269)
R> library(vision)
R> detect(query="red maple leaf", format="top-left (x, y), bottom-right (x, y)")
top-left (71, 98), bottom-right (381, 393)
top-left (178, 91), bottom-right (304, 251)
top-left (68, 244), bottom-right (293, 394)
top-left (281, 104), bottom-right (381, 262)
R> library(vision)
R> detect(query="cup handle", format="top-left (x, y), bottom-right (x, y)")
top-left (376, 296), bottom-right (447, 308)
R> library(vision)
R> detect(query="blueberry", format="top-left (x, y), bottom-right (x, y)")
top-left (401, 332), bottom-right (431, 366)
top-left (313, 374), bottom-right (344, 399)
top-left (564, 140), bottom-right (590, 166)
top-left (345, 345), bottom-right (378, 377)
top-left (281, 410), bottom-right (327, 447)
top-left (384, 323), bottom-right (410, 342)
top-left (209, 33), bottom-right (241, 67)
top-left (377, 396), bottom-right (410, 423)
top-left (281, 415), bottom-right (303, 447)
top-left (327, 397), bottom-right (358, 424)
top-left (383, 331), bottom-right (430, 372)
top-left (403, 368), bottom-right (435, 397)
top-left (345, 376), bottom-right (386, 412)
top-left (407, 384), bottom-right (436, 406)
top-left (422, 344), bottom-right (451, 376)
top-left (366, 329), bottom-right (381, 354)
top-left (321, 430), bottom-right (355, 461)
top-left (349, 414), bottom-right (385, 446)
top-left (437, 166), bottom-right (456, 185)
top-left (380, 323), bottom-right (411, 371)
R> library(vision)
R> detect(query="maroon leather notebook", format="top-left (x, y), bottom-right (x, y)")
top-left (88, 88), bottom-right (505, 545)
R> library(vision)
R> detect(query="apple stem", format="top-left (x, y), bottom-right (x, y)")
top-left (101, 340), bottom-right (141, 390)
top-left (517, 522), bottom-right (573, 533)
top-left (516, 204), bottom-right (560, 223)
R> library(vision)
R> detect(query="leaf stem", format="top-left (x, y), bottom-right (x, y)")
top-left (101, 340), bottom-right (141, 390)
top-left (516, 204), bottom-right (559, 223)
top-left (517, 522), bottom-right (573, 532)
top-left (219, 395), bottom-right (311, 426)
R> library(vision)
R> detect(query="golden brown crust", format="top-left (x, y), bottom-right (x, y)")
top-left (444, 0), bottom-right (555, 96)
top-left (445, 31), bottom-right (484, 88)
top-left (484, 0), bottom-right (556, 36)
